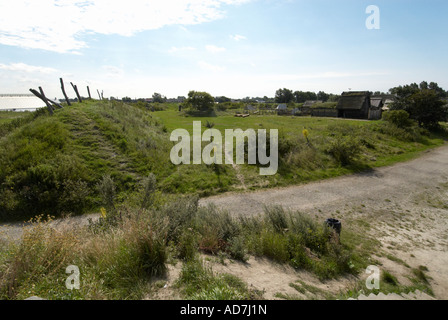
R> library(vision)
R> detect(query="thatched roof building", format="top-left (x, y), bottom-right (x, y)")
top-left (336, 91), bottom-right (371, 119)
top-left (303, 100), bottom-right (323, 108)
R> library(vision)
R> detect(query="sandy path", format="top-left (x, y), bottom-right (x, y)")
top-left (200, 146), bottom-right (448, 217)
top-left (2, 145), bottom-right (447, 299)
top-left (200, 145), bottom-right (448, 299)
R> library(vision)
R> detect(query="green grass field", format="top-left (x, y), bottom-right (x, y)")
top-left (0, 101), bottom-right (444, 300)
top-left (0, 100), bottom-right (446, 221)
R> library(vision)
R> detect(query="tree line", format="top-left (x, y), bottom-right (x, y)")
top-left (274, 88), bottom-right (340, 104)
top-left (389, 81), bottom-right (448, 128)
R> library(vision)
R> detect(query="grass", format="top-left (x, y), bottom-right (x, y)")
top-left (1, 100), bottom-right (446, 221)
top-left (0, 188), bottom-right (360, 300)
top-left (175, 258), bottom-right (262, 300)
top-left (0, 111), bottom-right (31, 125)
top-left (0, 101), bottom-right (446, 299)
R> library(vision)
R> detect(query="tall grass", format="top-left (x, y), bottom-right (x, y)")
top-left (0, 193), bottom-right (358, 299)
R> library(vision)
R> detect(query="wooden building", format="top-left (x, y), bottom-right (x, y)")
top-left (337, 91), bottom-right (372, 119)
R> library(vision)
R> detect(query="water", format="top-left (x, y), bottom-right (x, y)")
top-left (0, 94), bottom-right (47, 111)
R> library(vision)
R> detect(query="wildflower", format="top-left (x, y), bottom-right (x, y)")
top-left (100, 207), bottom-right (107, 219)
top-left (302, 129), bottom-right (309, 138)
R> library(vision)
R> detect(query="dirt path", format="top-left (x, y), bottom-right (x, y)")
top-left (2, 145), bottom-right (447, 300)
top-left (200, 144), bottom-right (448, 299)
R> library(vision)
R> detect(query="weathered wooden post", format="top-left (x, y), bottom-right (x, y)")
top-left (30, 88), bottom-right (53, 115)
top-left (60, 78), bottom-right (71, 106)
top-left (87, 86), bottom-right (91, 99)
top-left (97, 89), bottom-right (102, 100)
top-left (70, 82), bottom-right (82, 103)
top-left (30, 88), bottom-right (63, 110)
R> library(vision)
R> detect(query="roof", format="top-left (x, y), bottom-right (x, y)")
top-left (337, 91), bottom-right (370, 110)
top-left (303, 100), bottom-right (323, 107)
top-left (276, 104), bottom-right (287, 110)
top-left (370, 98), bottom-right (384, 108)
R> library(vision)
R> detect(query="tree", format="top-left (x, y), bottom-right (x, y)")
top-left (184, 90), bottom-right (215, 112)
top-left (317, 91), bottom-right (330, 102)
top-left (275, 88), bottom-right (294, 103)
top-left (215, 96), bottom-right (231, 103)
top-left (408, 90), bottom-right (447, 128)
top-left (152, 92), bottom-right (166, 103)
top-left (390, 82), bottom-right (448, 128)
top-left (293, 91), bottom-right (317, 103)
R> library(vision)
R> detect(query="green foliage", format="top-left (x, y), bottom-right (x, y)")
top-left (382, 110), bottom-right (414, 128)
top-left (275, 88), bottom-right (294, 103)
top-left (293, 91), bottom-right (318, 103)
top-left (152, 92), bottom-right (166, 103)
top-left (176, 258), bottom-right (255, 300)
top-left (325, 134), bottom-right (362, 166)
top-left (184, 91), bottom-right (215, 112)
top-left (138, 173), bottom-right (157, 210)
top-left (96, 174), bottom-right (116, 211)
top-left (390, 82), bottom-right (448, 128)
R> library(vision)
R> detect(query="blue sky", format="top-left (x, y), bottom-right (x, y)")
top-left (0, 0), bottom-right (447, 99)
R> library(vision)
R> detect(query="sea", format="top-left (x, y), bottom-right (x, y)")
top-left (0, 94), bottom-right (48, 112)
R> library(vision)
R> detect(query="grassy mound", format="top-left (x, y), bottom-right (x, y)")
top-left (0, 101), bottom-right (446, 221)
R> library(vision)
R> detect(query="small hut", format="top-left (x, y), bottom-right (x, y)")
top-left (368, 97), bottom-right (384, 120)
top-left (337, 91), bottom-right (371, 119)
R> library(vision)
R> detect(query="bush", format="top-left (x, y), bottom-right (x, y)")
top-left (382, 110), bottom-right (414, 128)
top-left (139, 173), bottom-right (157, 210)
top-left (0, 216), bottom-right (78, 299)
top-left (96, 174), bottom-right (116, 211)
top-left (228, 236), bottom-right (249, 262)
top-left (157, 195), bottom-right (198, 243)
top-left (325, 135), bottom-right (363, 166)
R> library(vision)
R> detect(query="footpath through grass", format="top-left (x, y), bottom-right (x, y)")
top-left (0, 101), bottom-right (446, 221)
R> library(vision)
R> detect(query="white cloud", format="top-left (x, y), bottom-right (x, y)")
top-left (230, 34), bottom-right (247, 41)
top-left (205, 45), bottom-right (226, 53)
top-left (198, 61), bottom-right (225, 72)
top-left (0, 0), bottom-right (252, 54)
top-left (0, 63), bottom-right (58, 74)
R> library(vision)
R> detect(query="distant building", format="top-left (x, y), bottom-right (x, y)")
top-left (276, 104), bottom-right (287, 110)
top-left (292, 108), bottom-right (301, 115)
top-left (336, 91), bottom-right (371, 119)
top-left (369, 97), bottom-right (384, 120)
top-left (276, 104), bottom-right (288, 115)
top-left (303, 100), bottom-right (323, 108)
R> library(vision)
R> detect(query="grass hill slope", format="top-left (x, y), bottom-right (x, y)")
top-left (0, 100), bottom-right (446, 221)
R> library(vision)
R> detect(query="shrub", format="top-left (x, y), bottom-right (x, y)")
top-left (264, 205), bottom-right (289, 233)
top-left (157, 195), bottom-right (198, 243)
top-left (96, 174), bottom-right (116, 211)
top-left (382, 110), bottom-right (414, 128)
top-left (0, 216), bottom-right (78, 299)
top-left (58, 179), bottom-right (91, 214)
top-left (228, 236), bottom-right (249, 263)
top-left (139, 173), bottom-right (157, 210)
top-left (177, 229), bottom-right (198, 261)
top-left (325, 134), bottom-right (362, 166)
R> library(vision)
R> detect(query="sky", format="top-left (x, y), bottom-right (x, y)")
top-left (0, 0), bottom-right (447, 100)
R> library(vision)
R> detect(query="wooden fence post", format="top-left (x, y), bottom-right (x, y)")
top-left (87, 86), bottom-right (91, 99)
top-left (30, 88), bottom-right (53, 115)
top-left (97, 89), bottom-right (102, 100)
top-left (70, 82), bottom-right (82, 103)
top-left (33, 87), bottom-right (63, 109)
top-left (60, 78), bottom-right (71, 106)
